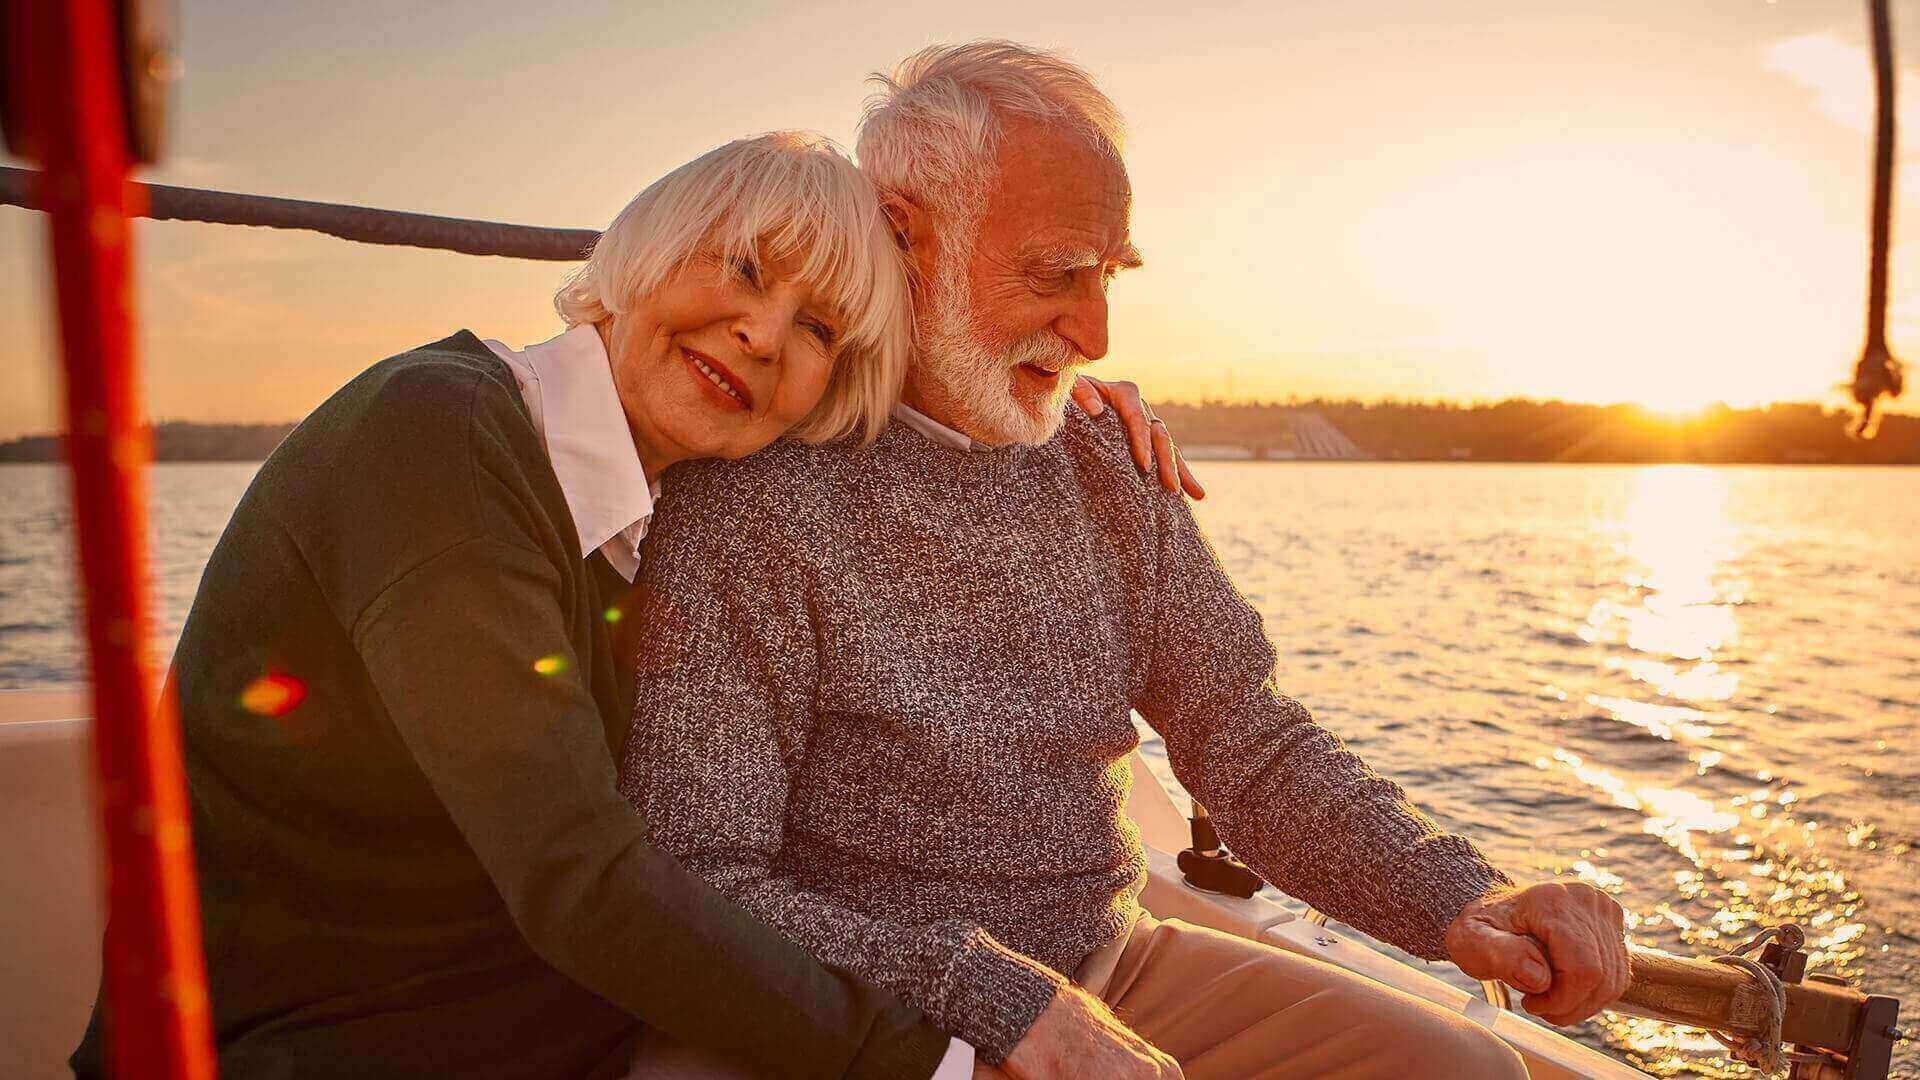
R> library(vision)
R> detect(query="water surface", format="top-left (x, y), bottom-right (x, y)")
top-left (3, 461), bottom-right (1915, 1076)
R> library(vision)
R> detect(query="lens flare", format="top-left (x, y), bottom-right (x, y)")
top-left (533, 654), bottom-right (568, 676)
top-left (238, 671), bottom-right (306, 717)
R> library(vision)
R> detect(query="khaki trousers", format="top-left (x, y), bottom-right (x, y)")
top-left (1079, 914), bottom-right (1529, 1080)
top-left (629, 914), bottom-right (1531, 1079)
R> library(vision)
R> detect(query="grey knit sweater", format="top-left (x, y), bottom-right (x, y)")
top-left (616, 407), bottom-right (1511, 1063)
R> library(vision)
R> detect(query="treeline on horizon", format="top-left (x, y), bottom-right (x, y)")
top-left (1155, 399), bottom-right (1920, 464)
top-left (0, 421), bottom-right (297, 463)
top-left (0, 400), bottom-right (1916, 464)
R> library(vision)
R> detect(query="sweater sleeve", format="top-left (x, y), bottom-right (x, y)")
top-left (617, 520), bottom-right (1064, 1064)
top-left (1132, 493), bottom-right (1512, 961)
top-left (351, 533), bottom-right (949, 1080)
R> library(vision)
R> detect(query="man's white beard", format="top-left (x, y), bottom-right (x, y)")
top-left (913, 237), bottom-right (1080, 446)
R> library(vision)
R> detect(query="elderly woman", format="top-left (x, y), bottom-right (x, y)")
top-left (68, 132), bottom-right (1180, 1080)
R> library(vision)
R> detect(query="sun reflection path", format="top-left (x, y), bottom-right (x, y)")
top-left (1545, 472), bottom-right (1888, 1074)
top-left (1582, 467), bottom-right (1745, 669)
top-left (1605, 656), bottom-right (1740, 704)
top-left (1534, 749), bottom-right (1872, 1077)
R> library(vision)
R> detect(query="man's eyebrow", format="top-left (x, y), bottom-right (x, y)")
top-left (1022, 241), bottom-right (1145, 272)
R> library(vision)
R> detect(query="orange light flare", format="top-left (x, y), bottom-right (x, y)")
top-left (238, 671), bottom-right (307, 718)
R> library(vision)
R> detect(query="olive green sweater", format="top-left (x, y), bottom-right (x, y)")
top-left (71, 332), bottom-right (948, 1080)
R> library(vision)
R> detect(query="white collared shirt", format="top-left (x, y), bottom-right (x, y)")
top-left (893, 402), bottom-right (984, 452)
top-left (482, 326), bottom-right (657, 582)
top-left (489, 334), bottom-right (977, 1079)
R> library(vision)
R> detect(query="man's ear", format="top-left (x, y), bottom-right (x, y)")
top-left (879, 193), bottom-right (939, 288)
top-left (878, 193), bottom-right (921, 250)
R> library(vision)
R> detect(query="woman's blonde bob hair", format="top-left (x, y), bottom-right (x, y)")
top-left (554, 132), bottom-right (911, 445)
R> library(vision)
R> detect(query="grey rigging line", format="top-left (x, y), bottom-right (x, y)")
top-left (1853, 0), bottom-right (1907, 436)
top-left (0, 165), bottom-right (599, 262)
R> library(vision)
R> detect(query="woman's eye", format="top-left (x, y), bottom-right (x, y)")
top-left (733, 257), bottom-right (762, 287)
top-left (804, 319), bottom-right (836, 347)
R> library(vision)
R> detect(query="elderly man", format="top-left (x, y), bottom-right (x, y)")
top-left (620, 42), bottom-right (1631, 1080)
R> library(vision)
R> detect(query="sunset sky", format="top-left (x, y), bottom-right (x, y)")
top-left (3, 0), bottom-right (1919, 438)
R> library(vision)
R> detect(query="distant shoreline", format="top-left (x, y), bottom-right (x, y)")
top-left (2, 401), bottom-right (1917, 465)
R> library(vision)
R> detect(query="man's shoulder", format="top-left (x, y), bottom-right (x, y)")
top-left (651, 430), bottom-right (882, 557)
top-left (660, 418), bottom-right (929, 511)
top-left (1055, 404), bottom-right (1169, 505)
top-left (668, 430), bottom-right (867, 502)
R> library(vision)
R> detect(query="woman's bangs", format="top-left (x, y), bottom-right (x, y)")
top-left (793, 213), bottom-right (892, 359)
top-left (722, 153), bottom-right (898, 358)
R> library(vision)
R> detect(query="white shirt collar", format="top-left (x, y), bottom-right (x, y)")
top-left (892, 402), bottom-right (984, 452)
top-left (482, 325), bottom-right (657, 581)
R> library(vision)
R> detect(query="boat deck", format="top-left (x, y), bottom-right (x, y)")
top-left (0, 689), bottom-right (90, 726)
top-left (0, 691), bottom-right (1647, 1078)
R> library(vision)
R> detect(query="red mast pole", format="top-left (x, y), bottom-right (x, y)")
top-left (18, 1), bottom-right (217, 1076)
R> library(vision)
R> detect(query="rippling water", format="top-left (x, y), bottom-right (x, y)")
top-left (3, 461), bottom-right (1916, 1076)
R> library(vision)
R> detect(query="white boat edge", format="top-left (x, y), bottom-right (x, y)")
top-left (0, 699), bottom-right (1649, 1078)
top-left (1121, 752), bottom-right (1648, 1079)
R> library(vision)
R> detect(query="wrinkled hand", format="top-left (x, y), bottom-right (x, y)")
top-left (1071, 375), bottom-right (1205, 500)
top-left (1445, 881), bottom-right (1630, 1026)
top-left (1002, 984), bottom-right (1182, 1080)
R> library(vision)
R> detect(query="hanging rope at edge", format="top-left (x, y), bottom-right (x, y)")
top-left (1856, 0), bottom-right (1908, 437)
top-left (0, 165), bottom-right (600, 262)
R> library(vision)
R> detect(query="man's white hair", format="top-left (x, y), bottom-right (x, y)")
top-left (554, 132), bottom-right (910, 445)
top-left (856, 40), bottom-right (1125, 233)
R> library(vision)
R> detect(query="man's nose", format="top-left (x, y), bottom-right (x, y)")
top-left (1055, 287), bottom-right (1110, 363)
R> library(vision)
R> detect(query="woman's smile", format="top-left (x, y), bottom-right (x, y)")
top-left (609, 243), bottom-right (848, 470)
top-left (680, 346), bottom-right (752, 412)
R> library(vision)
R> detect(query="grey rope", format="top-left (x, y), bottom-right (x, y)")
top-left (0, 166), bottom-right (599, 262)
top-left (1708, 926), bottom-right (1828, 1075)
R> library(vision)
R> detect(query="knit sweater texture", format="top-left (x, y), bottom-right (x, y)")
top-left (618, 406), bottom-right (1512, 1064)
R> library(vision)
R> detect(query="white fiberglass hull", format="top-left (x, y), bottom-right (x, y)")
top-left (1121, 751), bottom-right (1650, 1079)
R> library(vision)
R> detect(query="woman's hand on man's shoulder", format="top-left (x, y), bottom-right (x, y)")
top-left (1070, 376), bottom-right (1204, 501)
